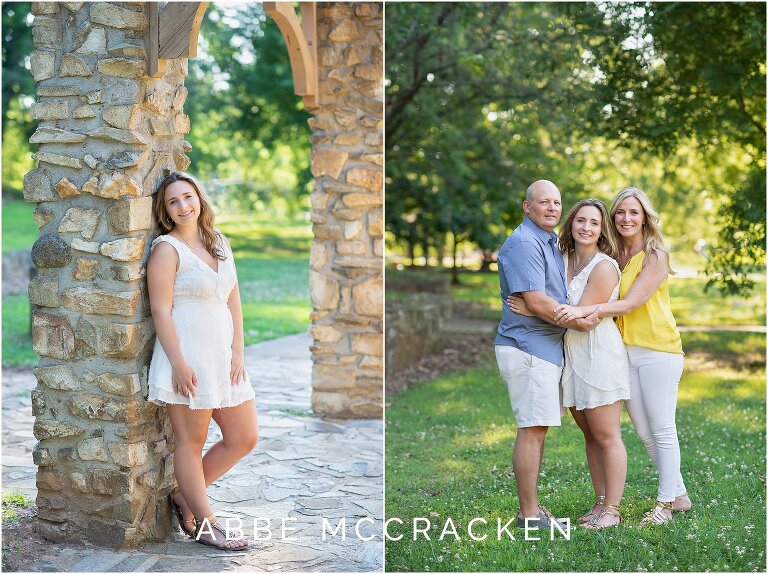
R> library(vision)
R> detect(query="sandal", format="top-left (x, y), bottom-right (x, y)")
top-left (673, 491), bottom-right (692, 512)
top-left (583, 503), bottom-right (621, 530)
top-left (168, 486), bottom-right (196, 537)
top-left (194, 513), bottom-right (249, 551)
top-left (578, 495), bottom-right (605, 523)
top-left (640, 500), bottom-right (674, 525)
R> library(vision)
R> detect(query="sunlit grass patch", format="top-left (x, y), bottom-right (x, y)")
top-left (386, 332), bottom-right (766, 571)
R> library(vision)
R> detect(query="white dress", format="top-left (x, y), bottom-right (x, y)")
top-left (147, 233), bottom-right (255, 410)
top-left (561, 252), bottom-right (630, 410)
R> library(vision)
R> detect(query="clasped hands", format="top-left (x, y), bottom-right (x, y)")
top-left (506, 295), bottom-right (596, 324)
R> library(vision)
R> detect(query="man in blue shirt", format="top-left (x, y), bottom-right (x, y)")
top-left (495, 180), bottom-right (598, 529)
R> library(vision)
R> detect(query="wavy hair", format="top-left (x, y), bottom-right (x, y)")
top-left (610, 186), bottom-right (674, 274)
top-left (154, 172), bottom-right (227, 261)
top-left (558, 198), bottom-right (619, 261)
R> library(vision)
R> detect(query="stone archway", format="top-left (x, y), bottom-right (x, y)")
top-left (24, 1), bottom-right (382, 546)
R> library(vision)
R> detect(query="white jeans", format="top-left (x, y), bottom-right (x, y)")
top-left (624, 345), bottom-right (686, 502)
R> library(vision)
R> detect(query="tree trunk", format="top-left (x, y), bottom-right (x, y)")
top-left (451, 234), bottom-right (461, 285)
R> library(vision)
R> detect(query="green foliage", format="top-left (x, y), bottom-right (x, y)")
top-left (705, 167), bottom-right (766, 296)
top-left (1, 490), bottom-right (33, 524)
top-left (385, 332), bottom-right (766, 572)
top-left (385, 2), bottom-right (766, 293)
top-left (1, 2), bottom-right (34, 138)
top-left (570, 2), bottom-right (767, 294)
top-left (1, 293), bottom-right (37, 367)
top-left (185, 4), bottom-right (311, 215)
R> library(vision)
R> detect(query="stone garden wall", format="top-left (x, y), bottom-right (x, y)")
top-left (24, 1), bottom-right (383, 546)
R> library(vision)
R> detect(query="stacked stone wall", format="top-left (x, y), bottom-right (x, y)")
top-left (26, 1), bottom-right (189, 545)
top-left (309, 2), bottom-right (383, 418)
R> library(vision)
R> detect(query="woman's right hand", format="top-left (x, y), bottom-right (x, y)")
top-left (553, 304), bottom-right (589, 323)
top-left (171, 361), bottom-right (198, 398)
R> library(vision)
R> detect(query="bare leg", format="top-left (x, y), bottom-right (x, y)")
top-left (206, 399), bottom-right (259, 483)
top-left (166, 405), bottom-right (248, 549)
top-left (571, 407), bottom-right (605, 497)
top-left (166, 406), bottom-right (215, 520)
top-left (583, 401), bottom-right (626, 527)
top-left (570, 407), bottom-right (605, 520)
top-left (514, 426), bottom-right (548, 517)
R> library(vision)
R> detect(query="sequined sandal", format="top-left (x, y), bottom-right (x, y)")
top-left (578, 495), bottom-right (605, 523)
top-left (640, 500), bottom-right (674, 525)
top-left (583, 503), bottom-right (621, 530)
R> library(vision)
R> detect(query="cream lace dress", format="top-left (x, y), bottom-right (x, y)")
top-left (561, 252), bottom-right (630, 410)
top-left (147, 233), bottom-right (255, 410)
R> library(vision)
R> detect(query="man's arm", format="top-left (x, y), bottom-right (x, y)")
top-left (521, 291), bottom-right (600, 332)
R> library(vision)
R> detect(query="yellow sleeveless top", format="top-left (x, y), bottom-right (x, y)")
top-left (616, 251), bottom-right (683, 354)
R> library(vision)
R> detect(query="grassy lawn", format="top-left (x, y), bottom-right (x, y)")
top-left (1, 199), bottom-right (311, 367)
top-left (444, 270), bottom-right (766, 326)
top-left (2, 198), bottom-right (37, 254)
top-left (385, 331), bottom-right (766, 572)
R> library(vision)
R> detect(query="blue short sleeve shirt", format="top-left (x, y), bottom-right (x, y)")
top-left (495, 217), bottom-right (567, 366)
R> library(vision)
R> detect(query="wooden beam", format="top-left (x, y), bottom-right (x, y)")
top-left (264, 2), bottom-right (319, 110)
top-left (147, 2), bottom-right (163, 77)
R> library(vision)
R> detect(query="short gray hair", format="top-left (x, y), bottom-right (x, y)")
top-left (525, 184), bottom-right (536, 202)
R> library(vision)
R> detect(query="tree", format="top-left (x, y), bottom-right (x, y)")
top-left (568, 1), bottom-right (766, 295)
top-left (2, 2), bottom-right (33, 138)
top-left (385, 3), bottom-right (595, 276)
top-left (184, 4), bottom-right (311, 214)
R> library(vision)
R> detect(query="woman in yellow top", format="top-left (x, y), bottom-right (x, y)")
top-left (553, 187), bottom-right (691, 525)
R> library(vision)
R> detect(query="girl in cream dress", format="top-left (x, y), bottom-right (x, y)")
top-left (509, 198), bottom-right (630, 529)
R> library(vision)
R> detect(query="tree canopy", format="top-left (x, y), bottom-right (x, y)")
top-left (385, 2), bottom-right (765, 294)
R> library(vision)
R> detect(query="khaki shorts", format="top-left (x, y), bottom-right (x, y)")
top-left (495, 345), bottom-right (564, 428)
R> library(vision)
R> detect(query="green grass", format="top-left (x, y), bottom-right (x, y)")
top-left (2, 294), bottom-right (38, 367)
top-left (443, 270), bottom-right (766, 326)
top-left (0, 206), bottom-right (311, 366)
top-left (385, 331), bottom-right (766, 572)
top-left (2, 199), bottom-right (36, 254)
top-left (1, 491), bottom-right (33, 524)
top-left (217, 212), bottom-right (311, 345)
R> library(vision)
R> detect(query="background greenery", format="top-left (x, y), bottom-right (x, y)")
top-left (385, 2), bottom-right (765, 295)
top-left (1, 3), bottom-right (313, 366)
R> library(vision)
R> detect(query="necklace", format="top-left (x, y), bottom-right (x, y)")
top-left (173, 232), bottom-right (205, 253)
top-left (571, 251), bottom-right (598, 277)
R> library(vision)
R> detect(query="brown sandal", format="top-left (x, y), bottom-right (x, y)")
top-left (168, 486), bottom-right (196, 537)
top-left (194, 513), bottom-right (249, 551)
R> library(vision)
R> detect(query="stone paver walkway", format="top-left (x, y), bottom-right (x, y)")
top-left (2, 332), bottom-right (383, 572)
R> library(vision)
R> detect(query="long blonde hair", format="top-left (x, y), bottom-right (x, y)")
top-left (558, 199), bottom-right (620, 261)
top-left (610, 187), bottom-right (674, 274)
top-left (154, 172), bottom-right (227, 261)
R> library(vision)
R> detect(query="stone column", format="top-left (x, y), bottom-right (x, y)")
top-left (26, 1), bottom-right (189, 545)
top-left (308, 3), bottom-right (383, 418)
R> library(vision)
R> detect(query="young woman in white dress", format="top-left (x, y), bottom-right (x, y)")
top-left (509, 199), bottom-right (630, 529)
top-left (147, 172), bottom-right (258, 550)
